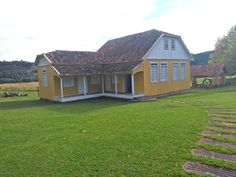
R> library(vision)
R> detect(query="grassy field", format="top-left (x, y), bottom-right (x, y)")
top-left (0, 84), bottom-right (236, 176)
top-left (0, 81), bottom-right (38, 91)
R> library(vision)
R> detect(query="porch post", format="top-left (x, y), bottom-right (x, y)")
top-left (60, 77), bottom-right (64, 98)
top-left (101, 74), bottom-right (104, 94)
top-left (131, 74), bottom-right (135, 96)
top-left (83, 75), bottom-right (87, 96)
top-left (115, 74), bottom-right (118, 95)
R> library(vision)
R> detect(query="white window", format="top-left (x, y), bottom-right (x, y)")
top-left (42, 67), bottom-right (48, 87)
top-left (164, 38), bottom-right (169, 50)
top-left (150, 63), bottom-right (159, 83)
top-left (180, 63), bottom-right (186, 80)
top-left (112, 75), bottom-right (119, 84)
top-left (63, 77), bottom-right (74, 87)
top-left (171, 39), bottom-right (175, 50)
top-left (91, 75), bottom-right (100, 85)
top-left (172, 63), bottom-right (179, 80)
top-left (160, 63), bottom-right (168, 82)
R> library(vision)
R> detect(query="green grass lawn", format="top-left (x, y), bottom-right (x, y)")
top-left (0, 84), bottom-right (236, 177)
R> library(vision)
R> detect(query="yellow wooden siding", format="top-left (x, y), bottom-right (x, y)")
top-left (111, 74), bottom-right (125, 92)
top-left (87, 75), bottom-right (102, 93)
top-left (133, 59), bottom-right (191, 96)
top-left (134, 72), bottom-right (144, 93)
top-left (38, 65), bottom-right (58, 100)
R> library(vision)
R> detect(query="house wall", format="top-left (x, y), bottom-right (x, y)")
top-left (145, 36), bottom-right (190, 60)
top-left (87, 75), bottom-right (102, 93)
top-left (134, 72), bottom-right (144, 93)
top-left (110, 74), bottom-right (125, 93)
top-left (54, 75), bottom-right (102, 96)
top-left (133, 59), bottom-right (191, 96)
top-left (38, 65), bottom-right (58, 100)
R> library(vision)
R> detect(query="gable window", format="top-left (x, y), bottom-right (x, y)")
top-left (180, 63), bottom-right (186, 80)
top-left (112, 75), bottom-right (119, 84)
top-left (63, 77), bottom-right (74, 87)
top-left (42, 67), bottom-right (48, 87)
top-left (160, 63), bottom-right (168, 81)
top-left (172, 63), bottom-right (179, 80)
top-left (91, 75), bottom-right (100, 85)
top-left (150, 63), bottom-right (159, 83)
top-left (171, 39), bottom-right (175, 50)
top-left (164, 38), bottom-right (169, 50)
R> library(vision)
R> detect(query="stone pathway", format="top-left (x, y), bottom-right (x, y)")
top-left (184, 107), bottom-right (236, 176)
top-left (184, 161), bottom-right (236, 177)
top-left (203, 130), bottom-right (236, 139)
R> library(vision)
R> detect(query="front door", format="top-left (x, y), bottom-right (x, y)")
top-left (105, 75), bottom-right (111, 91)
top-left (78, 76), bottom-right (84, 94)
top-left (124, 74), bottom-right (132, 93)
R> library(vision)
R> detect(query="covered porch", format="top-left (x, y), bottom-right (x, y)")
top-left (54, 73), bottom-right (144, 102)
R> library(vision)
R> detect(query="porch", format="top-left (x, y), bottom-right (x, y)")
top-left (55, 72), bottom-right (144, 102)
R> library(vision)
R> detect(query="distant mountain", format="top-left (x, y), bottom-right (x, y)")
top-left (0, 60), bottom-right (37, 83)
top-left (191, 50), bottom-right (214, 65)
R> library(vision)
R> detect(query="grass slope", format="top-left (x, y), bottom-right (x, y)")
top-left (0, 84), bottom-right (236, 176)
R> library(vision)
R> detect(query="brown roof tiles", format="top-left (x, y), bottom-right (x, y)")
top-left (191, 64), bottom-right (226, 77)
top-left (36, 29), bottom-right (178, 75)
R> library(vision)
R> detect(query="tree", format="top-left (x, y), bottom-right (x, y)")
top-left (209, 25), bottom-right (236, 75)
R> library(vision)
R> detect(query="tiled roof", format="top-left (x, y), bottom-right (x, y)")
top-left (45, 50), bottom-right (103, 65)
top-left (191, 64), bottom-right (225, 77)
top-left (36, 29), bottom-right (178, 75)
top-left (52, 64), bottom-right (103, 76)
top-left (98, 29), bottom-right (173, 63)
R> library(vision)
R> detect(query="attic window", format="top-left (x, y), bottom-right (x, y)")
top-left (164, 39), bottom-right (169, 50)
top-left (171, 39), bottom-right (175, 50)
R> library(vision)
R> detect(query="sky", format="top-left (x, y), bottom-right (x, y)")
top-left (0, 0), bottom-right (236, 62)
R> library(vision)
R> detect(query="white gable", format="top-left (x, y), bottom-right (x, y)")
top-left (145, 36), bottom-right (191, 60)
top-left (37, 57), bottom-right (50, 67)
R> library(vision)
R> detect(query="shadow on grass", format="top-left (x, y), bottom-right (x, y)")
top-left (0, 97), bottom-right (132, 114)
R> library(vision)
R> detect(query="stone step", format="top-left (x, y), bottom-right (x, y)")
top-left (192, 148), bottom-right (236, 162)
top-left (184, 161), bottom-right (236, 177)
top-left (210, 114), bottom-right (236, 118)
top-left (214, 118), bottom-right (236, 123)
top-left (211, 120), bottom-right (236, 125)
top-left (203, 130), bottom-right (236, 139)
top-left (200, 138), bottom-right (236, 148)
top-left (208, 125), bottom-right (236, 132)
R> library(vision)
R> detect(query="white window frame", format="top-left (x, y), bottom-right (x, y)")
top-left (171, 39), bottom-right (175, 50)
top-left (150, 62), bottom-right (159, 83)
top-left (180, 62), bottom-right (186, 80)
top-left (112, 74), bottom-right (119, 84)
top-left (172, 62), bottom-right (179, 81)
top-left (164, 38), bottom-right (169, 50)
top-left (91, 75), bottom-right (100, 85)
top-left (63, 77), bottom-right (74, 87)
top-left (160, 62), bottom-right (168, 82)
top-left (42, 67), bottom-right (48, 87)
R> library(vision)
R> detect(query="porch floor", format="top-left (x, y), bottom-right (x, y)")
top-left (56, 92), bottom-right (145, 102)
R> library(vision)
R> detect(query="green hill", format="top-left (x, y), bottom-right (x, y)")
top-left (0, 60), bottom-right (37, 83)
top-left (192, 51), bottom-right (214, 65)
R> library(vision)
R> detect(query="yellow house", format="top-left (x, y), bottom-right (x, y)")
top-left (35, 29), bottom-right (192, 102)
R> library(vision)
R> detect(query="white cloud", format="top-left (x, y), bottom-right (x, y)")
top-left (0, 0), bottom-right (235, 61)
